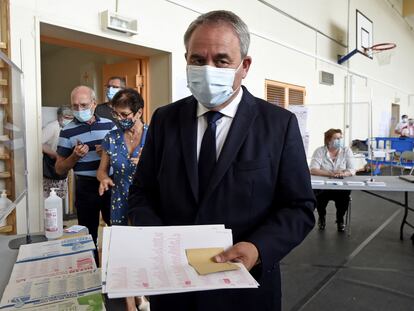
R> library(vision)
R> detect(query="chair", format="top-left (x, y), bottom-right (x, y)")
top-left (398, 151), bottom-right (414, 175)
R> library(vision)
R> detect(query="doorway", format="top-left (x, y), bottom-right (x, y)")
top-left (39, 22), bottom-right (171, 218)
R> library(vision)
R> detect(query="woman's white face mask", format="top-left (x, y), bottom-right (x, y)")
top-left (186, 61), bottom-right (243, 109)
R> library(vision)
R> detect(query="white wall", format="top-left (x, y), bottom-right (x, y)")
top-left (41, 44), bottom-right (129, 106)
top-left (9, 0), bottom-right (414, 232)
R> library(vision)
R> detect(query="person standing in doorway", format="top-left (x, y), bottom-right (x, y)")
top-left (42, 106), bottom-right (73, 198)
top-left (96, 76), bottom-right (126, 123)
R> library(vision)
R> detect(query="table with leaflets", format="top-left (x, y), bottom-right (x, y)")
top-left (0, 234), bottom-right (105, 310)
top-left (311, 175), bottom-right (414, 241)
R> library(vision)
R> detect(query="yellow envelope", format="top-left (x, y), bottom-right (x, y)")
top-left (185, 247), bottom-right (240, 275)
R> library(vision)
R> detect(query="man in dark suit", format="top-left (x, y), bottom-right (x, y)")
top-left (128, 10), bottom-right (315, 311)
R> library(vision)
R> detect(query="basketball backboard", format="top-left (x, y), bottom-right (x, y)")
top-left (356, 10), bottom-right (373, 58)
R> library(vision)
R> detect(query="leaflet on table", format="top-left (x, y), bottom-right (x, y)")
top-left (311, 179), bottom-right (325, 185)
top-left (365, 181), bottom-right (386, 186)
top-left (16, 235), bottom-right (95, 263)
top-left (345, 181), bottom-right (366, 186)
top-left (325, 180), bottom-right (344, 186)
top-left (9, 251), bottom-right (96, 284)
top-left (103, 225), bottom-right (258, 297)
top-left (0, 269), bottom-right (101, 309)
top-left (0, 289), bottom-right (104, 310)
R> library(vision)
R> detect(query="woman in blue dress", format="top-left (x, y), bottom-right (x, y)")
top-left (97, 88), bottom-right (148, 225)
top-left (97, 88), bottom-right (150, 310)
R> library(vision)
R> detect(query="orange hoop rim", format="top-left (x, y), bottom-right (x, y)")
top-left (364, 43), bottom-right (396, 52)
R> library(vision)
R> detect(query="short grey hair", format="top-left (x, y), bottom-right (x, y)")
top-left (184, 10), bottom-right (250, 58)
top-left (108, 76), bottom-right (126, 88)
top-left (70, 85), bottom-right (96, 102)
top-left (57, 106), bottom-right (73, 118)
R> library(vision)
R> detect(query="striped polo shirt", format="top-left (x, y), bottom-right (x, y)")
top-left (57, 115), bottom-right (116, 177)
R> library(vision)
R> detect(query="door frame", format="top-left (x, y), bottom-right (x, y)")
top-left (40, 35), bottom-right (150, 122)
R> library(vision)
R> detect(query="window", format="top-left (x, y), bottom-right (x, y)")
top-left (265, 79), bottom-right (306, 108)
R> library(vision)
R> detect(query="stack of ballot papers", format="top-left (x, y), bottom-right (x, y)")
top-left (102, 225), bottom-right (259, 298)
top-left (365, 180), bottom-right (386, 187)
top-left (325, 180), bottom-right (344, 186)
top-left (0, 235), bottom-right (105, 310)
top-left (345, 181), bottom-right (366, 186)
top-left (311, 179), bottom-right (325, 185)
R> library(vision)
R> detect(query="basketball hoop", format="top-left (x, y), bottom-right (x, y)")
top-left (364, 43), bottom-right (396, 66)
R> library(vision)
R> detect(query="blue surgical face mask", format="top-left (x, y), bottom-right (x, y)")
top-left (402, 118), bottom-right (409, 123)
top-left (186, 62), bottom-right (243, 108)
top-left (73, 109), bottom-right (93, 122)
top-left (106, 87), bottom-right (120, 101)
top-left (118, 118), bottom-right (135, 131)
top-left (332, 138), bottom-right (343, 149)
top-left (61, 118), bottom-right (72, 127)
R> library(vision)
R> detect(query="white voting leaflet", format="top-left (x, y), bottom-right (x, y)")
top-left (16, 235), bottom-right (95, 262)
top-left (365, 180), bottom-right (386, 187)
top-left (104, 225), bottom-right (258, 297)
top-left (345, 181), bottom-right (365, 186)
top-left (0, 289), bottom-right (104, 310)
top-left (311, 179), bottom-right (325, 185)
top-left (101, 226), bottom-right (112, 293)
top-left (9, 251), bottom-right (96, 284)
top-left (0, 269), bottom-right (101, 309)
top-left (325, 180), bottom-right (344, 186)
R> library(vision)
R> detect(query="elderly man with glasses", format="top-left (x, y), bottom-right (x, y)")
top-left (55, 85), bottom-right (116, 263)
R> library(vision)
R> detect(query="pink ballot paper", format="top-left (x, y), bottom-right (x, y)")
top-left (102, 225), bottom-right (259, 297)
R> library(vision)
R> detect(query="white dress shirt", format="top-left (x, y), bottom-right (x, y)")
top-left (197, 88), bottom-right (243, 161)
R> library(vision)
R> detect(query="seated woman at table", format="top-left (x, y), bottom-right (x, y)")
top-left (309, 128), bottom-right (356, 232)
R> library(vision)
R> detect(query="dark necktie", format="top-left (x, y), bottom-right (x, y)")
top-left (198, 111), bottom-right (223, 199)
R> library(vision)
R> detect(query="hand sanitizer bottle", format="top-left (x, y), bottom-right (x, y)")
top-left (44, 188), bottom-right (63, 239)
top-left (0, 190), bottom-right (12, 227)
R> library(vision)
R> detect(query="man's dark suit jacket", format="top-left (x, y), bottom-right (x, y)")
top-left (128, 86), bottom-right (316, 311)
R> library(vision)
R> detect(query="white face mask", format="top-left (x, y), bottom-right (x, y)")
top-left (186, 62), bottom-right (243, 108)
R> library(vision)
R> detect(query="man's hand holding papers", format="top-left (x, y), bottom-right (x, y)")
top-left (102, 225), bottom-right (259, 298)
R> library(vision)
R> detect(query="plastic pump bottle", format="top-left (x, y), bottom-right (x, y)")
top-left (44, 188), bottom-right (63, 239)
top-left (0, 190), bottom-right (12, 227)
